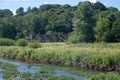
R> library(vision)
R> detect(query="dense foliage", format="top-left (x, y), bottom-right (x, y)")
top-left (0, 1), bottom-right (120, 42)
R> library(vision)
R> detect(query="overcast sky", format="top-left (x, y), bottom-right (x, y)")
top-left (0, 0), bottom-right (120, 14)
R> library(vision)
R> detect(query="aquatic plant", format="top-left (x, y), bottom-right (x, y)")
top-left (0, 62), bottom-right (19, 79)
top-left (20, 72), bottom-right (31, 78)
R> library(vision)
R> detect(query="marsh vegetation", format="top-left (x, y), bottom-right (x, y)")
top-left (0, 42), bottom-right (120, 79)
top-left (1, 42), bottom-right (120, 71)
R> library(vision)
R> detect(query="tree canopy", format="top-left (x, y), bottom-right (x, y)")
top-left (0, 1), bottom-right (120, 43)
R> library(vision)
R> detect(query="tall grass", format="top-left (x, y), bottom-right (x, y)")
top-left (0, 43), bottom-right (120, 71)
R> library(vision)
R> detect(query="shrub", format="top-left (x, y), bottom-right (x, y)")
top-left (16, 39), bottom-right (28, 46)
top-left (28, 41), bottom-right (41, 48)
top-left (0, 38), bottom-right (15, 46)
top-left (67, 33), bottom-right (79, 44)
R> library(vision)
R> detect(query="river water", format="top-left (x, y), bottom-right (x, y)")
top-left (0, 59), bottom-right (95, 80)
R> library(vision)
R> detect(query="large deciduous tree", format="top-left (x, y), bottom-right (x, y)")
top-left (94, 9), bottom-right (119, 42)
top-left (71, 2), bottom-right (95, 42)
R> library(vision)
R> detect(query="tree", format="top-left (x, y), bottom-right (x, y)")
top-left (94, 10), bottom-right (118, 42)
top-left (94, 18), bottom-right (111, 42)
top-left (39, 4), bottom-right (60, 12)
top-left (23, 13), bottom-right (48, 34)
top-left (71, 1), bottom-right (95, 42)
top-left (0, 9), bottom-right (13, 18)
top-left (110, 16), bottom-right (120, 42)
top-left (16, 7), bottom-right (24, 16)
top-left (0, 17), bottom-right (17, 39)
top-left (31, 7), bottom-right (39, 13)
top-left (62, 4), bottom-right (71, 9)
top-left (43, 5), bottom-right (74, 34)
top-left (93, 2), bottom-right (106, 11)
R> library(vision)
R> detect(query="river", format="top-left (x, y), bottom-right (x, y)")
top-left (0, 59), bottom-right (98, 80)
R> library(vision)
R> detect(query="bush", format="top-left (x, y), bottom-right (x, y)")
top-left (16, 39), bottom-right (28, 46)
top-left (28, 41), bottom-right (41, 48)
top-left (67, 33), bottom-right (79, 44)
top-left (0, 38), bottom-right (15, 46)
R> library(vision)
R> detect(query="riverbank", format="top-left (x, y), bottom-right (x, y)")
top-left (0, 43), bottom-right (120, 72)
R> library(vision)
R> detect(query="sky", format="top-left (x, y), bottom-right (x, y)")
top-left (0, 0), bottom-right (120, 14)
